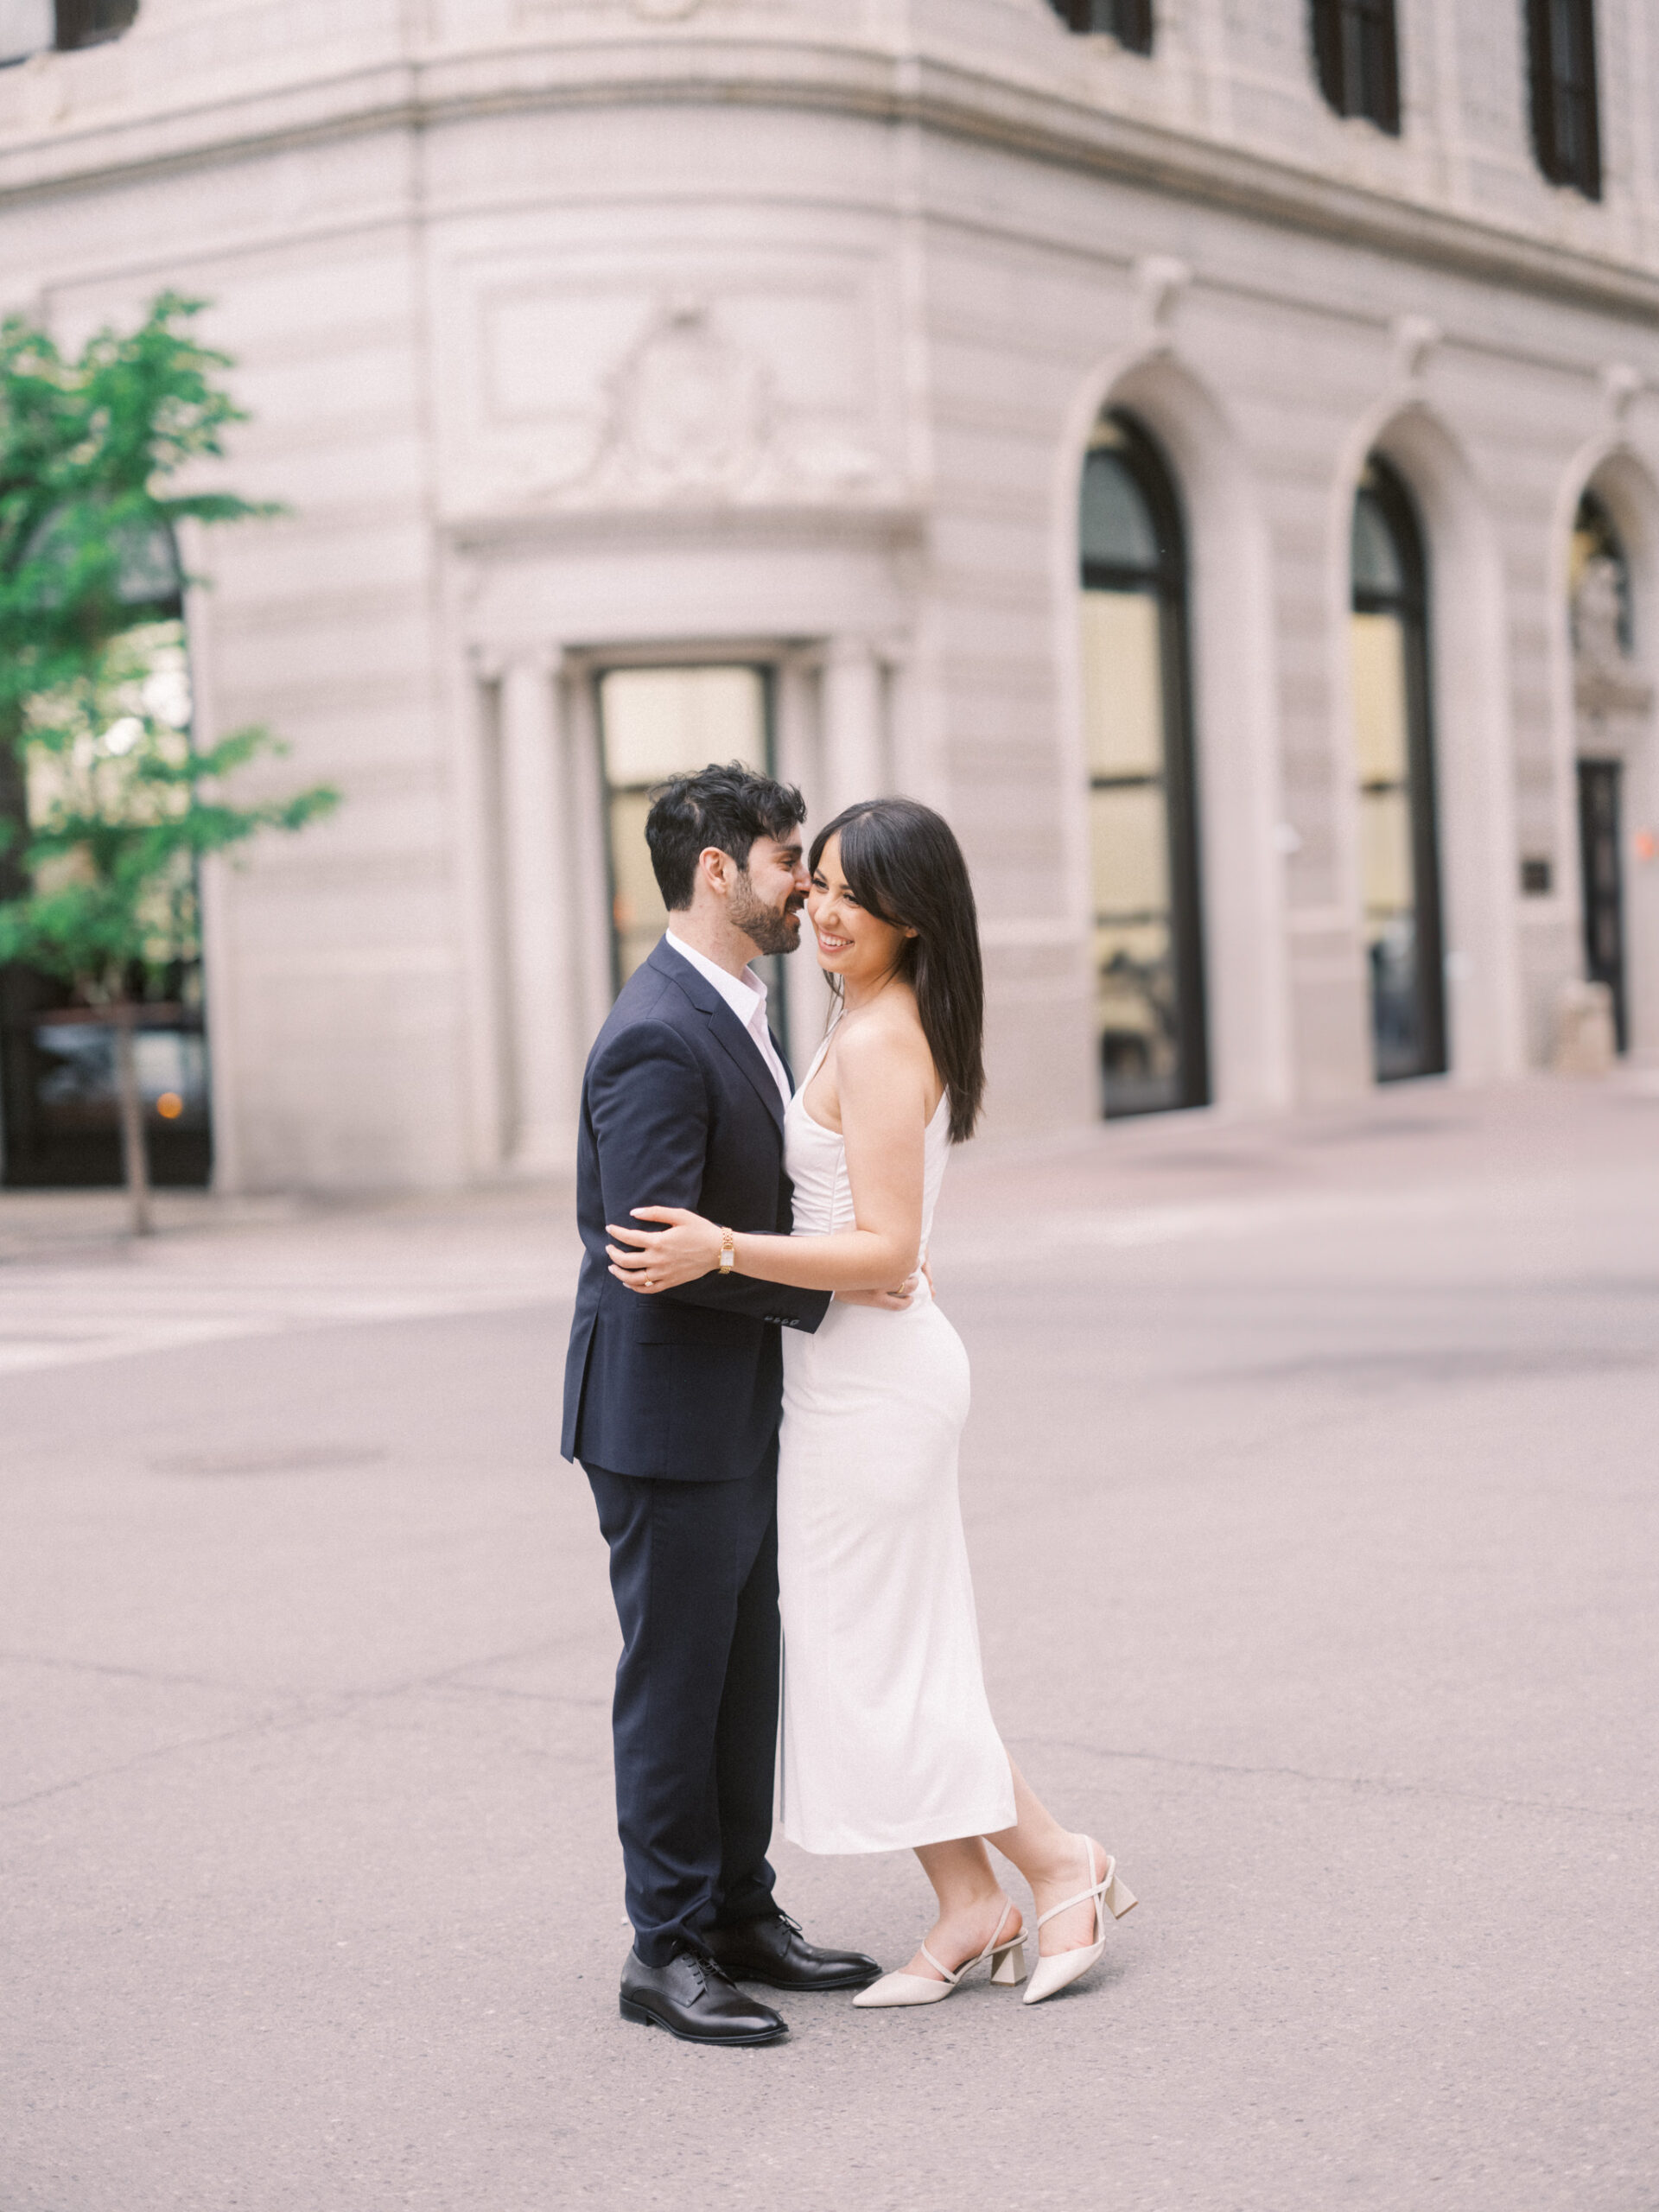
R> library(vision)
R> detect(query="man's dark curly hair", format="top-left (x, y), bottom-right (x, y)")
top-left (645, 760), bottom-right (807, 910)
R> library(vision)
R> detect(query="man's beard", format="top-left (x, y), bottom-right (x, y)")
top-left (729, 873), bottom-right (804, 957)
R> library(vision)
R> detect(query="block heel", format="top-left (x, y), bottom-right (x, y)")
top-left (1022, 1840), bottom-right (1138, 2006)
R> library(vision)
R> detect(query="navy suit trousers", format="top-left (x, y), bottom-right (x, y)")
top-left (586, 1449), bottom-right (780, 1966)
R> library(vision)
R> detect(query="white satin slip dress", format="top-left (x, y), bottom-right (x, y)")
top-left (776, 1038), bottom-right (1016, 1854)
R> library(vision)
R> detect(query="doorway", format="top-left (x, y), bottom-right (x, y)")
top-left (594, 663), bottom-right (792, 1063)
top-left (1577, 759), bottom-right (1627, 1052)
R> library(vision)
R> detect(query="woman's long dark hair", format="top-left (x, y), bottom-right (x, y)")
top-left (809, 798), bottom-right (985, 1143)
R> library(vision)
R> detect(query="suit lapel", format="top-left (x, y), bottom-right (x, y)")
top-left (647, 938), bottom-right (787, 1137)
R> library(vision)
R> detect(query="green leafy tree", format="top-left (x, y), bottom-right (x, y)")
top-left (0, 293), bottom-right (337, 1233)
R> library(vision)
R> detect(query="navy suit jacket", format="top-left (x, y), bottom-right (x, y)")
top-left (561, 938), bottom-right (831, 1481)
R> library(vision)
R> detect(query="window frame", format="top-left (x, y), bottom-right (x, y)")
top-left (0, 523), bottom-right (214, 1191)
top-left (591, 659), bottom-right (792, 1064)
top-left (1310, 0), bottom-right (1402, 137)
top-left (1350, 457), bottom-right (1448, 1085)
top-left (1047, 0), bottom-right (1154, 56)
top-left (1078, 410), bottom-right (1209, 1119)
top-left (1525, 0), bottom-right (1602, 200)
top-left (0, 0), bottom-right (137, 64)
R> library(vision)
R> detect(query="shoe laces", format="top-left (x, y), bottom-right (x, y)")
top-left (684, 1947), bottom-right (736, 1993)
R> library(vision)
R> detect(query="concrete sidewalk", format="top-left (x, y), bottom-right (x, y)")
top-left (2, 1074), bottom-right (1656, 2210)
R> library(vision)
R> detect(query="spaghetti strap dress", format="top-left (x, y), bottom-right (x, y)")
top-left (775, 1039), bottom-right (1015, 1854)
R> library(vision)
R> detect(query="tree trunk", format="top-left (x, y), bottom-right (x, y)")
top-left (111, 1001), bottom-right (153, 1237)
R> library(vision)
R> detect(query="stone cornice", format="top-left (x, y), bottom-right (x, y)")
top-left (3, 35), bottom-right (1658, 327)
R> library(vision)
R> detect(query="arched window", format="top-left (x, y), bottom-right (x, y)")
top-left (1046, 1), bottom-right (1154, 55)
top-left (1526, 0), bottom-right (1601, 200)
top-left (1351, 458), bottom-right (1446, 1082)
top-left (1310, 0), bottom-right (1402, 135)
top-left (1078, 412), bottom-right (1207, 1116)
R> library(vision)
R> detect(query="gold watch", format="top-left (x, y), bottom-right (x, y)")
top-left (718, 1226), bottom-right (736, 1274)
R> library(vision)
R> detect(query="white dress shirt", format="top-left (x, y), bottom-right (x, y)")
top-left (663, 930), bottom-right (793, 1113)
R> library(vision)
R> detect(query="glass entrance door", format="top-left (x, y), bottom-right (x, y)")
top-left (1577, 759), bottom-right (1627, 1052)
top-left (594, 664), bottom-right (790, 1059)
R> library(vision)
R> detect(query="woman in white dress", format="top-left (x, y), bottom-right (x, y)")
top-left (606, 798), bottom-right (1135, 2008)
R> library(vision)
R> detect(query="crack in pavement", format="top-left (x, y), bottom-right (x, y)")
top-left (0, 1648), bottom-right (256, 1696)
top-left (1015, 1733), bottom-right (1659, 1825)
top-left (0, 1635), bottom-right (603, 1816)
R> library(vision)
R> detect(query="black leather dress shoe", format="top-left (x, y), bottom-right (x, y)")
top-left (619, 1946), bottom-right (788, 2045)
top-left (702, 1911), bottom-right (882, 1993)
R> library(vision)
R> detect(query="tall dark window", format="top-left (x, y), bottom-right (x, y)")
top-left (1078, 413), bottom-right (1207, 1116)
top-left (1570, 490), bottom-right (1632, 1052)
top-left (0, 0), bottom-right (137, 64)
top-left (1350, 459), bottom-right (1446, 1083)
top-left (1310, 0), bottom-right (1402, 134)
top-left (1047, 1), bottom-right (1154, 54)
top-left (54, 0), bottom-right (138, 48)
top-left (1526, 0), bottom-right (1601, 199)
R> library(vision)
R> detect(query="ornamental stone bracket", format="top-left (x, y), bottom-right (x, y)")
top-left (1600, 361), bottom-right (1643, 425)
top-left (1390, 313), bottom-right (1441, 385)
top-left (1134, 255), bottom-right (1190, 353)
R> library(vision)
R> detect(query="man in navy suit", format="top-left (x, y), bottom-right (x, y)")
top-left (563, 761), bottom-right (882, 2045)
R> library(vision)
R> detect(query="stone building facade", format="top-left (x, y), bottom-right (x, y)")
top-left (1, 0), bottom-right (1656, 1190)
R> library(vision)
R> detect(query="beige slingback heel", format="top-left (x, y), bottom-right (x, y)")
top-left (853, 1898), bottom-right (1027, 2008)
top-left (1021, 1838), bottom-right (1137, 2005)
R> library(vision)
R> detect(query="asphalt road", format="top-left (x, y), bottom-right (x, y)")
top-left (3, 1073), bottom-right (1656, 2212)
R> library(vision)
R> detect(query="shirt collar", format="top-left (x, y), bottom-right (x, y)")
top-left (663, 928), bottom-right (768, 1030)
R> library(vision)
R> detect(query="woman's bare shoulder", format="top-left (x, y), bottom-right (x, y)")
top-left (833, 996), bottom-right (933, 1086)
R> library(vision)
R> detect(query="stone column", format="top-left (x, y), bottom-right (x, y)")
top-left (498, 647), bottom-right (575, 1173)
top-left (822, 637), bottom-right (887, 814)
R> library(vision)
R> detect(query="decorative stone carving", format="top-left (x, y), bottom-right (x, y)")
top-left (1572, 555), bottom-right (1628, 671)
top-left (1573, 550), bottom-right (1650, 728)
top-left (509, 292), bottom-right (887, 511)
top-left (583, 296), bottom-right (772, 501)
